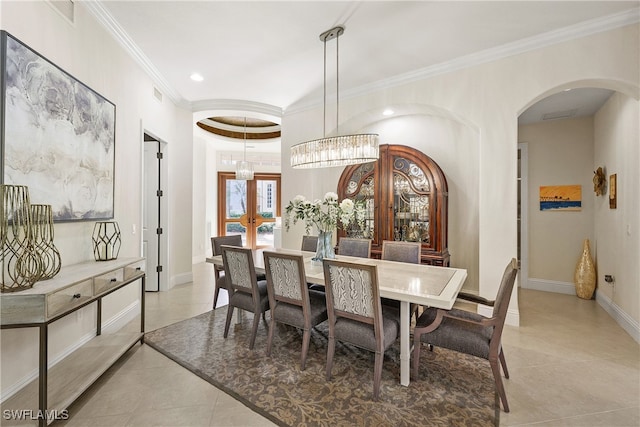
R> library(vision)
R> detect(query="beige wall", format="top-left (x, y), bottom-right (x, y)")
top-left (594, 92), bottom-right (639, 327)
top-left (0, 1), bottom-right (194, 397)
top-left (520, 116), bottom-right (595, 285)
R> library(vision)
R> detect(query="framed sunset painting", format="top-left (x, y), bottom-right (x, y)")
top-left (539, 185), bottom-right (582, 211)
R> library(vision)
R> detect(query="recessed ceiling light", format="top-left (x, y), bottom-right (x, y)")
top-left (190, 73), bottom-right (204, 82)
top-left (383, 109), bottom-right (394, 116)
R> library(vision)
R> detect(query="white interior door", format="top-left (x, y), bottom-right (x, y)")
top-left (143, 136), bottom-right (164, 291)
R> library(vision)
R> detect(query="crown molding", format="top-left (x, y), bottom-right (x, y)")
top-left (287, 7), bottom-right (640, 115)
top-left (83, 1), bottom-right (187, 108)
top-left (85, 2), bottom-right (638, 116)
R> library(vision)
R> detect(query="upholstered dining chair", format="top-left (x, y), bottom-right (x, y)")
top-left (211, 235), bottom-right (243, 309)
top-left (322, 259), bottom-right (399, 400)
top-left (220, 245), bottom-right (270, 350)
top-left (337, 237), bottom-right (372, 258)
top-left (381, 240), bottom-right (421, 264)
top-left (412, 258), bottom-right (518, 412)
top-left (301, 235), bottom-right (319, 252)
top-left (262, 251), bottom-right (328, 370)
top-left (380, 240), bottom-right (422, 318)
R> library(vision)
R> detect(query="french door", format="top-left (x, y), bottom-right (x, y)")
top-left (217, 172), bottom-right (281, 249)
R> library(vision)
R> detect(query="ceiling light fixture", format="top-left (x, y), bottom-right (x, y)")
top-left (235, 117), bottom-right (254, 180)
top-left (290, 26), bottom-right (379, 169)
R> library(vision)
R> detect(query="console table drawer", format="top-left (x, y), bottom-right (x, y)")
top-left (93, 268), bottom-right (124, 295)
top-left (124, 260), bottom-right (146, 280)
top-left (47, 279), bottom-right (93, 318)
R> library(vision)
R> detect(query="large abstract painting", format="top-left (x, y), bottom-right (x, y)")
top-left (1, 31), bottom-right (115, 221)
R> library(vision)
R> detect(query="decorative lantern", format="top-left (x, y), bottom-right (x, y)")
top-left (92, 221), bottom-right (121, 261)
top-left (31, 204), bottom-right (61, 280)
top-left (1, 185), bottom-right (41, 292)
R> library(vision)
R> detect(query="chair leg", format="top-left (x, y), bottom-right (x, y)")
top-left (300, 328), bottom-right (311, 370)
top-left (489, 358), bottom-right (510, 413)
top-left (373, 351), bottom-right (383, 400)
top-left (412, 334), bottom-right (422, 379)
top-left (223, 305), bottom-right (234, 338)
top-left (213, 284), bottom-right (220, 309)
top-left (249, 312), bottom-right (261, 350)
top-left (266, 316), bottom-right (276, 357)
top-left (499, 348), bottom-right (510, 379)
top-left (326, 336), bottom-right (335, 381)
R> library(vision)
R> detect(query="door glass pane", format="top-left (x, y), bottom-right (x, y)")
top-left (225, 223), bottom-right (247, 246)
top-left (255, 179), bottom-right (277, 248)
top-left (344, 162), bottom-right (375, 238)
top-left (225, 179), bottom-right (247, 246)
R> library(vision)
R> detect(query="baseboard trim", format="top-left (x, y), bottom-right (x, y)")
top-left (171, 271), bottom-right (193, 288)
top-left (0, 301), bottom-right (140, 403)
top-left (523, 277), bottom-right (576, 295)
top-left (596, 291), bottom-right (640, 344)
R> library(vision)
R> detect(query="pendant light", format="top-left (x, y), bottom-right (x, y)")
top-left (235, 117), bottom-right (254, 180)
top-left (290, 26), bottom-right (379, 169)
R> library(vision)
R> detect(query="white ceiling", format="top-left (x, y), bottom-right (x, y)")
top-left (89, 1), bottom-right (638, 139)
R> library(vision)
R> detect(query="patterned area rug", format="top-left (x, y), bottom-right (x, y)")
top-left (144, 308), bottom-right (499, 427)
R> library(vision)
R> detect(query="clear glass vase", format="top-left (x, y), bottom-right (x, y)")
top-left (314, 230), bottom-right (336, 261)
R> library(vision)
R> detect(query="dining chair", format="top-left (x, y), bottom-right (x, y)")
top-left (211, 235), bottom-right (243, 309)
top-left (337, 237), bottom-right (372, 258)
top-left (322, 259), bottom-right (399, 400)
top-left (221, 245), bottom-right (270, 350)
top-left (381, 240), bottom-right (421, 264)
top-left (263, 251), bottom-right (328, 370)
top-left (380, 240), bottom-right (422, 319)
top-left (301, 235), bottom-right (319, 252)
top-left (412, 258), bottom-right (518, 412)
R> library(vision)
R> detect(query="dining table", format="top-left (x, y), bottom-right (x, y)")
top-left (207, 247), bottom-right (467, 386)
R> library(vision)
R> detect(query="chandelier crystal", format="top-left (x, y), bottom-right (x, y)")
top-left (290, 26), bottom-right (379, 169)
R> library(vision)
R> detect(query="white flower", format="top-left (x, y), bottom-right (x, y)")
top-left (285, 193), bottom-right (366, 234)
top-left (324, 192), bottom-right (338, 202)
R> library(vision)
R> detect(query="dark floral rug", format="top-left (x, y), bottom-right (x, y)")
top-left (144, 308), bottom-right (499, 427)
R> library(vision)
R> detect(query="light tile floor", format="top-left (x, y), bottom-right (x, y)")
top-left (58, 262), bottom-right (639, 426)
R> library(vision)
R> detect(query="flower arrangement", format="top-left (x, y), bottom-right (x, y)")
top-left (285, 192), bottom-right (366, 234)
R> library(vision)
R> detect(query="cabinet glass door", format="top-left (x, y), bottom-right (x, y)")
top-left (343, 162), bottom-right (376, 239)
top-left (391, 156), bottom-right (431, 245)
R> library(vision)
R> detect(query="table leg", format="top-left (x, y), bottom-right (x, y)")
top-left (400, 301), bottom-right (410, 386)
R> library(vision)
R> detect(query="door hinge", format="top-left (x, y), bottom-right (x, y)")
top-left (156, 265), bottom-right (163, 273)
top-left (156, 190), bottom-right (163, 197)
top-left (156, 152), bottom-right (163, 159)
top-left (156, 227), bottom-right (163, 235)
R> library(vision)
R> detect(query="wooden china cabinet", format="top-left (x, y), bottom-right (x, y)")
top-left (337, 144), bottom-right (450, 266)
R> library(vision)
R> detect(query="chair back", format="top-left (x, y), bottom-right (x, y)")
top-left (263, 251), bottom-right (308, 309)
top-left (492, 258), bottom-right (519, 321)
top-left (212, 234), bottom-right (242, 256)
top-left (220, 245), bottom-right (259, 301)
top-left (300, 235), bottom-right (319, 252)
top-left (322, 259), bottom-right (381, 327)
top-left (381, 240), bottom-right (421, 264)
top-left (337, 237), bottom-right (372, 258)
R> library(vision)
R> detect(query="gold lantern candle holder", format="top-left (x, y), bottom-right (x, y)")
top-left (1, 185), bottom-right (42, 292)
top-left (92, 221), bottom-right (121, 261)
top-left (31, 204), bottom-right (61, 280)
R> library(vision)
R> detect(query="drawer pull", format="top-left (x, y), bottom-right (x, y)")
top-left (72, 293), bottom-right (81, 299)
top-left (136, 267), bottom-right (141, 271)
top-left (110, 278), bottom-right (117, 282)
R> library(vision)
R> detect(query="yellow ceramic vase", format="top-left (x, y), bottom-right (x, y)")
top-left (574, 238), bottom-right (596, 299)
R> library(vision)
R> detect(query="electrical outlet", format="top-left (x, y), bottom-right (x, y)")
top-left (604, 274), bottom-right (615, 285)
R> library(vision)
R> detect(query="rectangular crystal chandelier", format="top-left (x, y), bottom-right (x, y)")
top-left (290, 26), bottom-right (379, 169)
